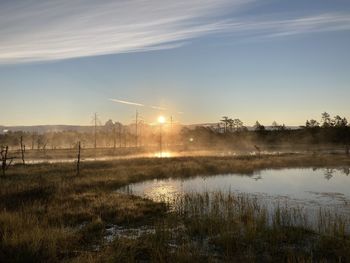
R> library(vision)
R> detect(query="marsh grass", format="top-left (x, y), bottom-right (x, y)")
top-left (1, 154), bottom-right (350, 262)
top-left (97, 192), bottom-right (350, 262)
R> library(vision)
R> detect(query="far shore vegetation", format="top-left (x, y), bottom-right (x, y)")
top-left (1, 112), bottom-right (349, 155)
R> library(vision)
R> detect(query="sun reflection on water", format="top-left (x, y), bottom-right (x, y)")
top-left (154, 151), bottom-right (173, 158)
top-left (142, 182), bottom-right (180, 203)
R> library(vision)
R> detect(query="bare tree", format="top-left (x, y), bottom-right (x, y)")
top-left (31, 132), bottom-right (37, 150)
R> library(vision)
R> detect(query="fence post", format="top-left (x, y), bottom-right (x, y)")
top-left (76, 141), bottom-right (81, 176)
top-left (20, 136), bottom-right (25, 166)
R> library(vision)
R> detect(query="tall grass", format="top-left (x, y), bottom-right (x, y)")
top-left (98, 191), bottom-right (350, 262)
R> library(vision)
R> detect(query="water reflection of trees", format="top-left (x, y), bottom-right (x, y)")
top-left (312, 167), bottom-right (350, 180)
top-left (324, 169), bottom-right (334, 180)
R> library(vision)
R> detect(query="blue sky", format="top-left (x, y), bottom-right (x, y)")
top-left (0, 0), bottom-right (350, 126)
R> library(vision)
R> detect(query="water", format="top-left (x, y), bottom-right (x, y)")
top-left (119, 168), bottom-right (350, 214)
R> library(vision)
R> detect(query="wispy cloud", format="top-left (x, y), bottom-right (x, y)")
top-left (109, 99), bottom-right (144, 107)
top-left (1, 1), bottom-right (350, 64)
top-left (0, 0), bottom-right (240, 63)
top-left (110, 98), bottom-right (172, 112)
top-left (227, 13), bottom-right (350, 38)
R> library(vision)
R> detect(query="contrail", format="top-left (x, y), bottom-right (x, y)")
top-left (110, 98), bottom-right (184, 114)
top-left (109, 99), bottom-right (144, 107)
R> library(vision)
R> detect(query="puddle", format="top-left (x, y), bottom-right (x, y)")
top-left (104, 224), bottom-right (156, 242)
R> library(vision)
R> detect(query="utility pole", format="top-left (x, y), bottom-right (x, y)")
top-left (124, 127), bottom-right (127, 147)
top-left (158, 116), bottom-right (165, 157)
top-left (139, 120), bottom-right (143, 147)
top-left (76, 141), bottom-right (81, 176)
top-left (159, 123), bottom-right (162, 156)
top-left (135, 110), bottom-right (138, 147)
top-left (169, 116), bottom-right (173, 147)
top-left (119, 123), bottom-right (122, 148)
top-left (93, 113), bottom-right (97, 150)
top-left (113, 123), bottom-right (116, 150)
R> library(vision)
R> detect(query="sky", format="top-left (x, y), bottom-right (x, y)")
top-left (0, 0), bottom-right (350, 126)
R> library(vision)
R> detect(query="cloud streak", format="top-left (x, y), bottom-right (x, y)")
top-left (0, 0), bottom-right (239, 63)
top-left (1, 1), bottom-right (350, 63)
top-left (109, 99), bottom-right (144, 107)
top-left (109, 98), bottom-right (173, 112)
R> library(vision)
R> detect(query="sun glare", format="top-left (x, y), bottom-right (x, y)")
top-left (158, 115), bottom-right (166, 124)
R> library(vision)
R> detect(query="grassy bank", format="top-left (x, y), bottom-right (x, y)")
top-left (1, 153), bottom-right (350, 262)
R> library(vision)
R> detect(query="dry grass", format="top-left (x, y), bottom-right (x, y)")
top-left (0, 153), bottom-right (350, 262)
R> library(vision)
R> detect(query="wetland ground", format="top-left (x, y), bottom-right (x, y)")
top-left (1, 153), bottom-right (350, 262)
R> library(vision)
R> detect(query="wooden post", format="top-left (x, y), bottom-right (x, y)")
top-left (1, 146), bottom-right (6, 176)
top-left (20, 136), bottom-right (25, 166)
top-left (76, 141), bottom-right (81, 176)
top-left (1, 146), bottom-right (14, 176)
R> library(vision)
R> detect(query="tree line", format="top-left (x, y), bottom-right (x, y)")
top-left (180, 112), bottom-right (350, 150)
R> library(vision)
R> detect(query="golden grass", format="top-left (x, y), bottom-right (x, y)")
top-left (0, 153), bottom-right (349, 262)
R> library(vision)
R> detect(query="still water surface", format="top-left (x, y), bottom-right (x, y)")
top-left (120, 168), bottom-right (350, 214)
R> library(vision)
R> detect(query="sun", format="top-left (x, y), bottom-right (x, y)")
top-left (158, 116), bottom-right (166, 124)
